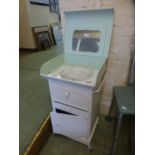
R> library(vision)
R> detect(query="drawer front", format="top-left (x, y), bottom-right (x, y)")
top-left (52, 101), bottom-right (89, 118)
top-left (51, 111), bottom-right (89, 139)
top-left (51, 85), bottom-right (90, 110)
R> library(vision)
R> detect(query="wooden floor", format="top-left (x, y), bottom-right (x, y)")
top-left (24, 115), bottom-right (51, 155)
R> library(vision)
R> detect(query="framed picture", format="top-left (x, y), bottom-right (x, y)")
top-left (32, 25), bottom-right (54, 51)
top-left (30, 0), bottom-right (59, 13)
top-left (30, 0), bottom-right (49, 6)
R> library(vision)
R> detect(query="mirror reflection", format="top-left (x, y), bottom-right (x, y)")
top-left (72, 30), bottom-right (101, 53)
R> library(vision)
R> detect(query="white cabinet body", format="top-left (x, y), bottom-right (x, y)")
top-left (48, 78), bottom-right (101, 146)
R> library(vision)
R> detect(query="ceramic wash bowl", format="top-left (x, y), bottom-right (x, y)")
top-left (48, 65), bottom-right (99, 85)
top-left (59, 66), bottom-right (93, 81)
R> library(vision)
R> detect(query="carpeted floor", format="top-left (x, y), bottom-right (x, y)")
top-left (19, 45), bottom-right (63, 154)
top-left (39, 115), bottom-right (134, 155)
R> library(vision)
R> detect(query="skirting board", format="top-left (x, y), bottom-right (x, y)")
top-left (23, 114), bottom-right (51, 155)
top-left (23, 114), bottom-right (99, 154)
top-left (19, 48), bottom-right (38, 52)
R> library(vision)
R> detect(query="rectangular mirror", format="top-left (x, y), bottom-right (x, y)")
top-left (72, 30), bottom-right (101, 53)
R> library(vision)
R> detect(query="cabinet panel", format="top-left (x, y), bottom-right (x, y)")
top-left (51, 111), bottom-right (89, 139)
top-left (51, 85), bottom-right (90, 110)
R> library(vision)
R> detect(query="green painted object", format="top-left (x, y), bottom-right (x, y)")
top-left (114, 86), bottom-right (135, 115)
top-left (64, 9), bottom-right (114, 58)
top-left (40, 9), bottom-right (114, 87)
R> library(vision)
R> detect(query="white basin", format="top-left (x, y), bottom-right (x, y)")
top-left (49, 65), bottom-right (98, 85)
top-left (59, 66), bottom-right (93, 81)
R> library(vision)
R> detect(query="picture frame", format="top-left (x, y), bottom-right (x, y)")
top-left (32, 25), bottom-right (54, 50)
top-left (30, 0), bottom-right (59, 13)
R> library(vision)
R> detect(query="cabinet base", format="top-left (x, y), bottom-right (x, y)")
top-left (52, 115), bottom-right (99, 147)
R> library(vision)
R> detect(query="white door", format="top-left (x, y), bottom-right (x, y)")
top-left (51, 111), bottom-right (89, 139)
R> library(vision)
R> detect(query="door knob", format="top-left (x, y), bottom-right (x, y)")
top-left (65, 92), bottom-right (70, 98)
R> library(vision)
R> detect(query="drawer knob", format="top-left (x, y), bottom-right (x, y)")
top-left (65, 92), bottom-right (70, 98)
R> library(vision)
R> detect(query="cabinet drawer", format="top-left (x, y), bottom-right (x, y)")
top-left (52, 101), bottom-right (89, 118)
top-left (51, 85), bottom-right (90, 110)
top-left (51, 111), bottom-right (89, 139)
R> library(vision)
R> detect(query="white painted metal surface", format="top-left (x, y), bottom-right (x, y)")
top-left (50, 84), bottom-right (90, 110)
top-left (49, 75), bottom-right (105, 147)
top-left (51, 112), bottom-right (89, 139)
top-left (51, 113), bottom-right (99, 146)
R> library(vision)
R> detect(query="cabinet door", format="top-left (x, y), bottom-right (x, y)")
top-left (51, 111), bottom-right (89, 139)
